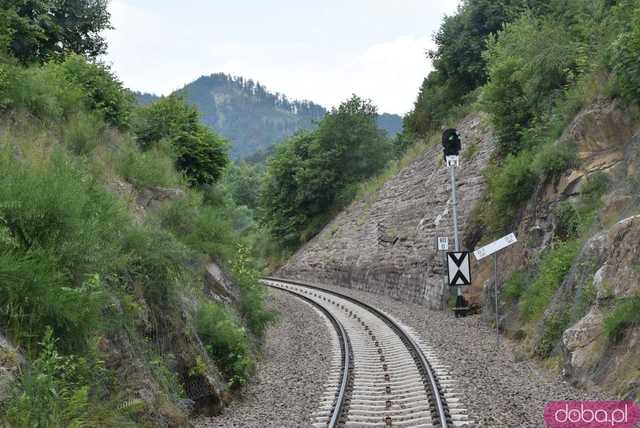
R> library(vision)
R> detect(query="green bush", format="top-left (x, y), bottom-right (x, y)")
top-left (481, 14), bottom-right (577, 154)
top-left (503, 271), bottom-right (530, 301)
top-left (158, 192), bottom-right (236, 260)
top-left (63, 111), bottom-right (106, 155)
top-left (174, 128), bottom-right (228, 186)
top-left (120, 225), bottom-right (193, 309)
top-left (5, 329), bottom-right (99, 427)
top-left (117, 146), bottom-right (183, 188)
top-left (55, 54), bottom-right (134, 128)
top-left (133, 94), bottom-right (228, 186)
top-left (195, 302), bottom-right (255, 387)
top-left (231, 244), bottom-right (277, 337)
top-left (5, 63), bottom-right (85, 119)
top-left (555, 202), bottom-right (579, 241)
top-left (519, 240), bottom-right (580, 322)
top-left (535, 312), bottom-right (569, 358)
top-left (532, 142), bottom-right (576, 178)
top-left (604, 296), bottom-right (640, 340)
top-left (481, 151), bottom-right (537, 233)
top-left (0, 152), bottom-right (127, 352)
top-left (609, 7), bottom-right (640, 104)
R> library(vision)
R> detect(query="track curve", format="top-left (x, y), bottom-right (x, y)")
top-left (263, 277), bottom-right (470, 428)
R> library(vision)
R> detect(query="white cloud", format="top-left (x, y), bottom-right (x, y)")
top-left (103, 1), bottom-right (455, 114)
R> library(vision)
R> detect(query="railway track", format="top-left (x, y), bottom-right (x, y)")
top-left (263, 277), bottom-right (471, 428)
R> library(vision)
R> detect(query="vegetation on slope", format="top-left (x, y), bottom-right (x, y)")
top-left (0, 2), bottom-right (276, 425)
top-left (260, 95), bottom-right (391, 250)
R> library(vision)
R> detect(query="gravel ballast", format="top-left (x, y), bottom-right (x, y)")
top-left (195, 289), bottom-right (333, 428)
top-left (302, 279), bottom-right (611, 428)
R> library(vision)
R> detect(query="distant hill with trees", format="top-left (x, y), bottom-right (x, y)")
top-left (134, 74), bottom-right (403, 159)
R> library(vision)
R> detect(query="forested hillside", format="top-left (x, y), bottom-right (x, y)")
top-left (135, 74), bottom-right (403, 159)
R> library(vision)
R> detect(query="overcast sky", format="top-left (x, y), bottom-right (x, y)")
top-left (103, 1), bottom-right (460, 115)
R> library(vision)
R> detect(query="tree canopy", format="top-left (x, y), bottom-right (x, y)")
top-left (261, 95), bottom-right (390, 248)
top-left (0, 0), bottom-right (111, 64)
top-left (133, 94), bottom-right (229, 186)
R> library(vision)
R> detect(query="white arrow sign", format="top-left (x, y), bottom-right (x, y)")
top-left (447, 252), bottom-right (471, 286)
top-left (473, 233), bottom-right (517, 260)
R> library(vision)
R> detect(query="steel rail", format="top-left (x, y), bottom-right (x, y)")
top-left (264, 276), bottom-right (451, 428)
top-left (263, 280), bottom-right (351, 428)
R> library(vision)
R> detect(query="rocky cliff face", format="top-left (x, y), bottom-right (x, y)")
top-left (280, 113), bottom-right (495, 308)
top-left (480, 98), bottom-right (640, 399)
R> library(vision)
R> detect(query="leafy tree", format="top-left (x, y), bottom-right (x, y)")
top-left (133, 94), bottom-right (200, 148)
top-left (429, 0), bottom-right (517, 94)
top-left (174, 128), bottom-right (228, 186)
top-left (223, 162), bottom-right (265, 210)
top-left (133, 94), bottom-right (228, 186)
top-left (261, 95), bottom-right (390, 248)
top-left (0, 0), bottom-right (111, 64)
top-left (481, 13), bottom-right (577, 154)
top-left (405, 0), bottom-right (522, 135)
top-left (316, 95), bottom-right (389, 186)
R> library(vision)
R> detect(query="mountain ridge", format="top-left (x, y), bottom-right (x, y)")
top-left (133, 73), bottom-right (403, 159)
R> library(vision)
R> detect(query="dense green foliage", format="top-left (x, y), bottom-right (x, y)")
top-left (519, 240), bottom-right (580, 322)
top-left (609, 7), bottom-right (640, 103)
top-left (604, 296), bottom-right (640, 340)
top-left (195, 302), bottom-right (255, 387)
top-left (0, 151), bottom-right (125, 353)
top-left (481, 13), bottom-right (578, 154)
top-left (261, 95), bottom-right (391, 248)
top-left (0, 7), bottom-right (275, 424)
top-left (56, 54), bottom-right (134, 128)
top-left (0, 0), bottom-right (111, 64)
top-left (404, 0), bottom-right (522, 135)
top-left (133, 94), bottom-right (228, 186)
top-left (0, 53), bottom-right (132, 128)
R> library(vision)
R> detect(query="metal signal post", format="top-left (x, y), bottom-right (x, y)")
top-left (442, 129), bottom-right (468, 317)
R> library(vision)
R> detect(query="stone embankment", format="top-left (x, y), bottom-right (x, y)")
top-left (280, 113), bottom-right (495, 309)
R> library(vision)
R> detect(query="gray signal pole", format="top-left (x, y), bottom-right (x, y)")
top-left (449, 162), bottom-right (462, 302)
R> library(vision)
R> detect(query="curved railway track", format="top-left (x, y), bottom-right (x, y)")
top-left (263, 277), bottom-right (470, 428)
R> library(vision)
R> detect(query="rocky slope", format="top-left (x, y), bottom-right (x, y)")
top-left (280, 99), bottom-right (640, 399)
top-left (280, 113), bottom-right (495, 309)
top-left (484, 99), bottom-right (640, 400)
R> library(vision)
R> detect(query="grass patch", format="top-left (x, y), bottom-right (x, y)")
top-left (502, 271), bottom-right (531, 301)
top-left (195, 302), bottom-right (255, 387)
top-left (519, 240), bottom-right (580, 322)
top-left (573, 278), bottom-right (597, 321)
top-left (232, 244), bottom-right (277, 337)
top-left (604, 296), bottom-right (640, 341)
top-left (117, 145), bottom-right (183, 189)
top-left (534, 312), bottom-right (570, 358)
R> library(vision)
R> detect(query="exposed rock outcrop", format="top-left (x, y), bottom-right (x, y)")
top-left (280, 113), bottom-right (495, 308)
top-left (0, 334), bottom-right (22, 405)
top-left (485, 98), bottom-right (640, 399)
